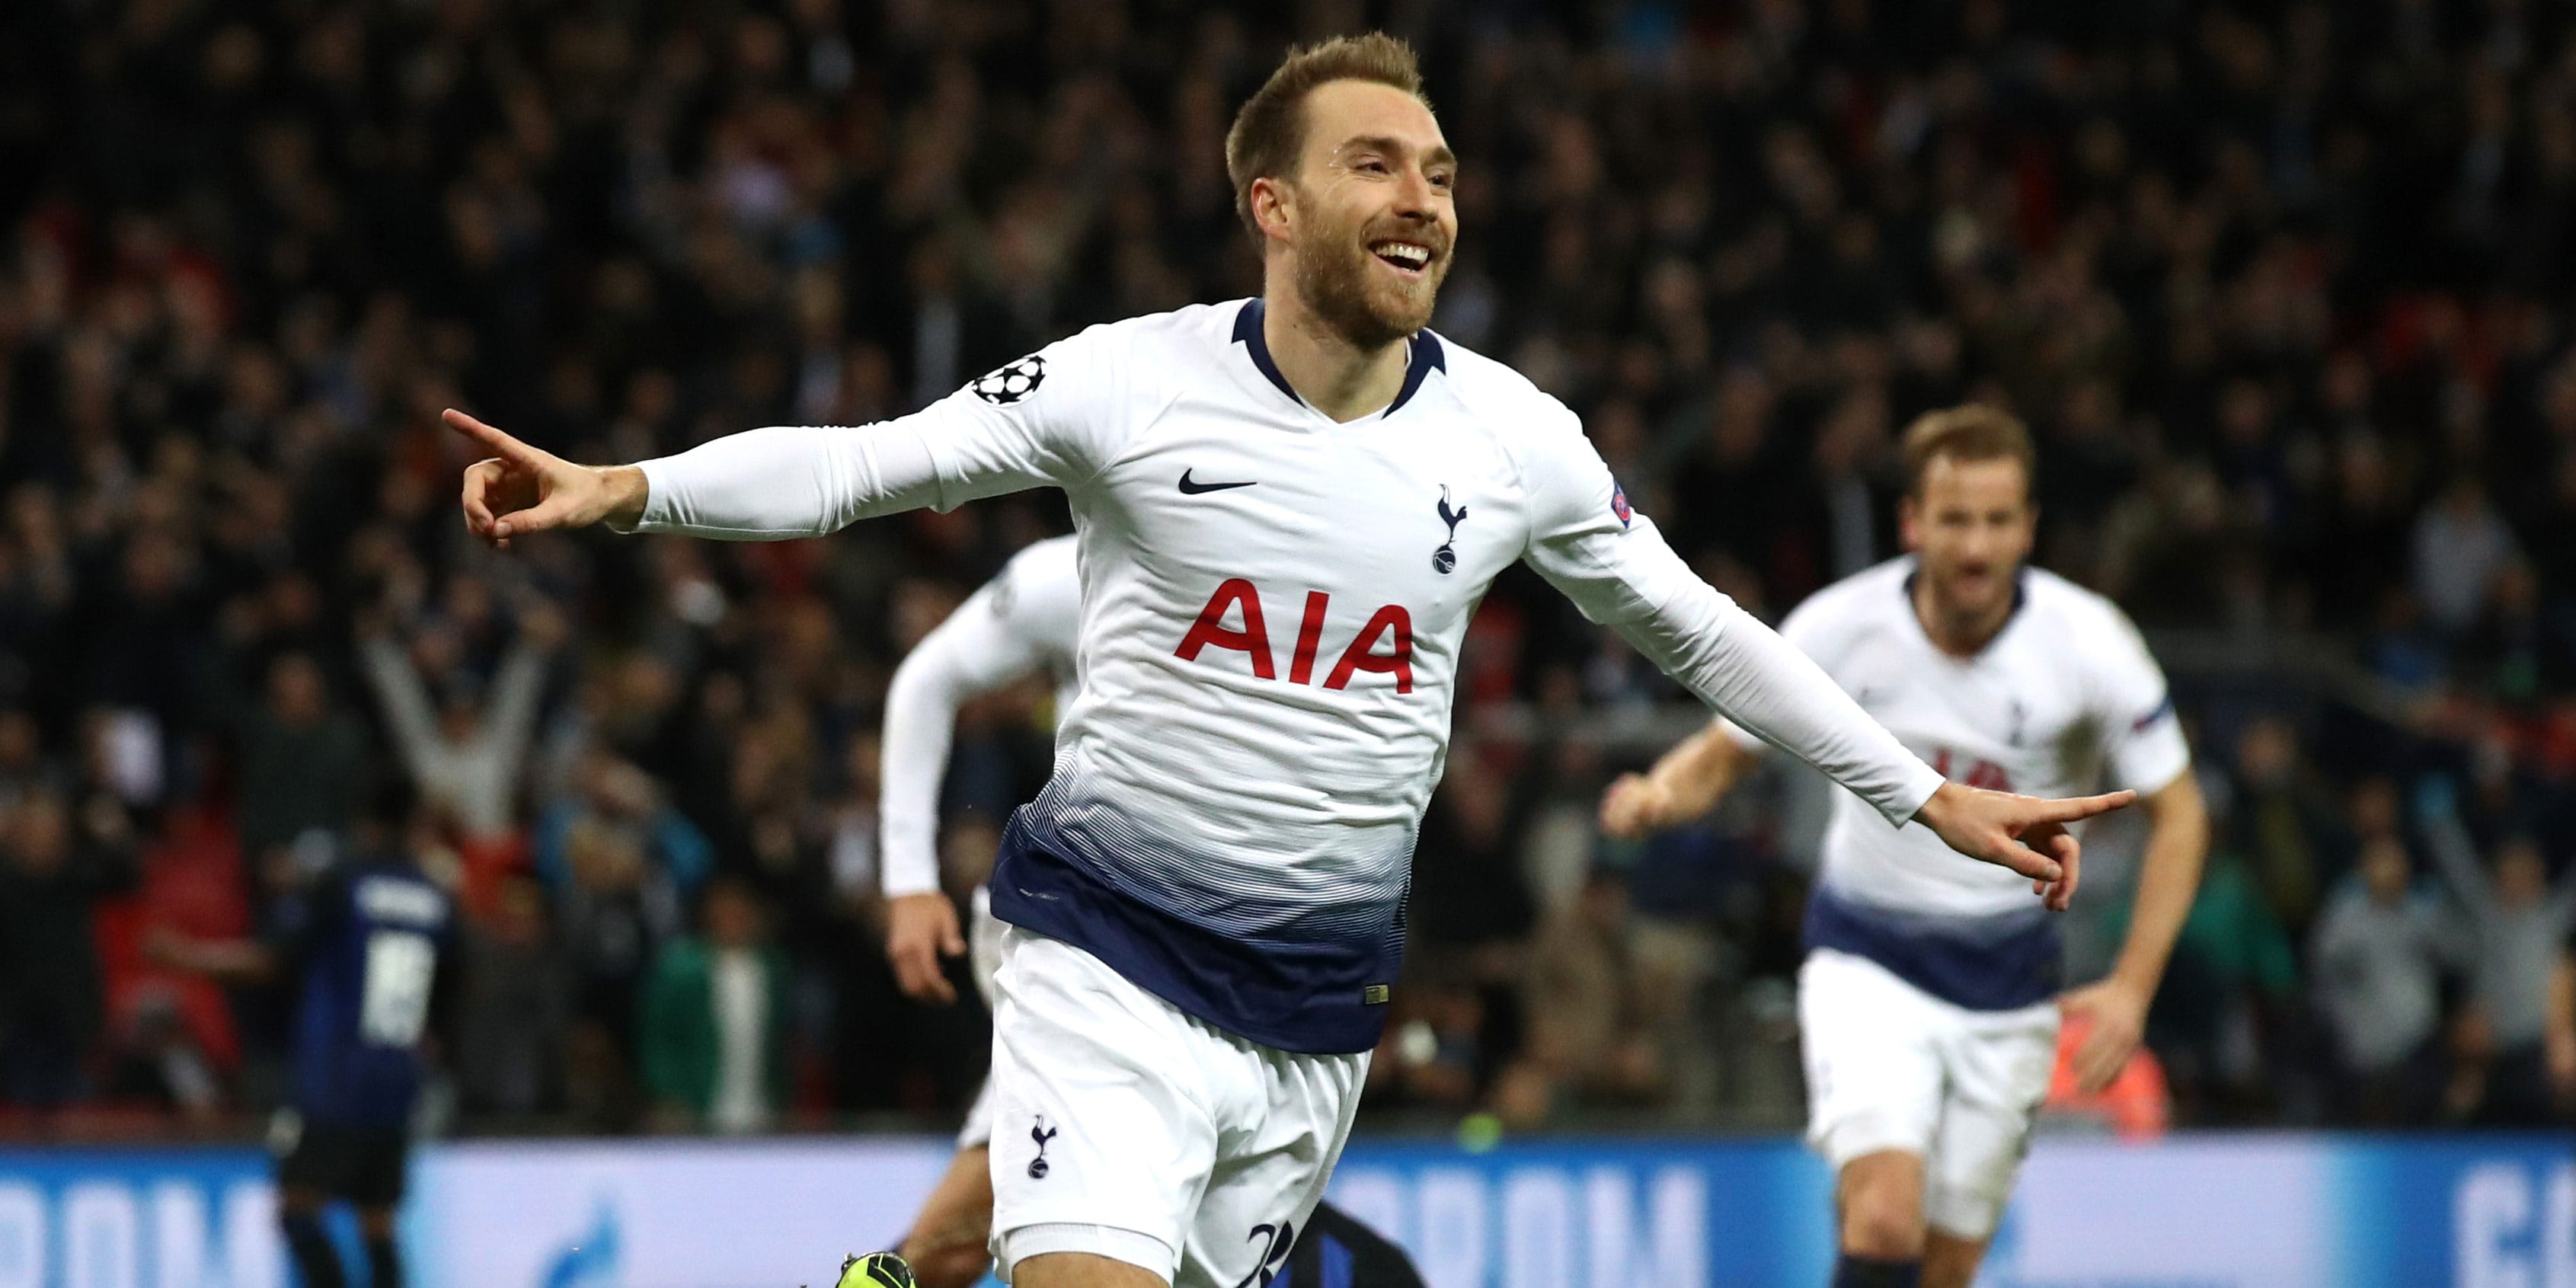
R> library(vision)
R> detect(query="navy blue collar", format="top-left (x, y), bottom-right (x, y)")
top-left (1232, 298), bottom-right (1446, 417)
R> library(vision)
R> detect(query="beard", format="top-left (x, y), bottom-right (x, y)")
top-left (1923, 562), bottom-right (2016, 628)
top-left (1292, 214), bottom-right (1449, 352)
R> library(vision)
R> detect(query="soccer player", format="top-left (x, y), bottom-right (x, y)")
top-left (447, 35), bottom-right (2131, 1288)
top-left (881, 535), bottom-right (1424, 1288)
top-left (152, 789), bottom-right (455, 1288)
top-left (1600, 407), bottom-right (2210, 1288)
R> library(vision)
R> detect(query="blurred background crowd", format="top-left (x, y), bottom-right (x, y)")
top-left (2, 0), bottom-right (2573, 1143)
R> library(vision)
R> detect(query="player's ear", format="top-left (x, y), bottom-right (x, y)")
top-left (1251, 174), bottom-right (1295, 244)
top-left (1897, 493), bottom-right (1922, 551)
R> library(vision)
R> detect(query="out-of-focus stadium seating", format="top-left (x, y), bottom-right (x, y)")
top-left (0, 0), bottom-right (2570, 1139)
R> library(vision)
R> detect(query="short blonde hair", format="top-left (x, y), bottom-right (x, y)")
top-left (1224, 34), bottom-right (1429, 240)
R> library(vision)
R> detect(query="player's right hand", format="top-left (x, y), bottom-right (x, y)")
top-left (1913, 781), bottom-right (2135, 912)
top-left (885, 892), bottom-right (967, 1005)
top-left (1597, 772), bottom-right (1673, 839)
top-left (445, 408), bottom-right (645, 548)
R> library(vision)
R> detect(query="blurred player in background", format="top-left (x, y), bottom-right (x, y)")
top-left (878, 535), bottom-right (1079, 1286)
top-left (881, 535), bottom-right (1424, 1287)
top-left (152, 785), bottom-right (455, 1288)
top-left (1601, 407), bottom-right (2210, 1288)
top-left (448, 34), bottom-right (2132, 1288)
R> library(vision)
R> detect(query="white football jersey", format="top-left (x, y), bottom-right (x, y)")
top-left (878, 534), bottom-right (1082, 900)
top-left (628, 299), bottom-right (1945, 1052)
top-left (1731, 558), bottom-right (2189, 1008)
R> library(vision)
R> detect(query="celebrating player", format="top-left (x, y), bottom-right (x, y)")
top-left (881, 535), bottom-right (1425, 1286)
top-left (449, 34), bottom-right (2131, 1288)
top-left (1600, 406), bottom-right (2211, 1288)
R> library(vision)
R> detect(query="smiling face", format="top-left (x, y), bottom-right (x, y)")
top-left (1256, 79), bottom-right (1457, 350)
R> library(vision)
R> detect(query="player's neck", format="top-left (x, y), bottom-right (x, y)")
top-left (1261, 283), bottom-right (1412, 422)
top-left (1912, 577), bottom-right (2015, 658)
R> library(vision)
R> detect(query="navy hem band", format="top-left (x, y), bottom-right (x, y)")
top-left (1804, 885), bottom-right (2061, 1011)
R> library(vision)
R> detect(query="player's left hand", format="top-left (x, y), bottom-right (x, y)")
top-left (445, 408), bottom-right (645, 548)
top-left (1913, 781), bottom-right (2135, 912)
top-left (2059, 976), bottom-right (2152, 1095)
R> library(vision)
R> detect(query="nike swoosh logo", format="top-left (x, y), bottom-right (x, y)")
top-left (1178, 469), bottom-right (1257, 495)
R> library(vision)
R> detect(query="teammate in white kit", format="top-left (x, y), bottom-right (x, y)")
top-left (878, 535), bottom-right (1424, 1288)
top-left (877, 535), bottom-right (1079, 1286)
top-left (446, 35), bottom-right (2134, 1288)
top-left (1601, 406), bottom-right (2211, 1288)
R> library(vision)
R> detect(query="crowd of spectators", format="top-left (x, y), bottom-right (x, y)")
top-left (2, 0), bottom-right (2574, 1139)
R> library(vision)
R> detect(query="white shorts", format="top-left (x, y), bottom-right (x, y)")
top-left (1798, 948), bottom-right (2059, 1240)
top-left (957, 888), bottom-right (1008, 1150)
top-left (984, 925), bottom-right (1366, 1286)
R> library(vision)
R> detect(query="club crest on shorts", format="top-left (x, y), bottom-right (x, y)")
top-left (1433, 485), bottom-right (1467, 574)
top-left (1026, 1115), bottom-right (1058, 1179)
top-left (970, 354), bottom-right (1047, 405)
top-left (1610, 479), bottom-right (1632, 529)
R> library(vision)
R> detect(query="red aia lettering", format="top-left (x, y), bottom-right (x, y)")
top-left (1289, 591), bottom-right (1329, 686)
top-left (1175, 583), bottom-right (1413, 693)
top-left (1324, 604), bottom-right (1414, 694)
top-left (1174, 577), bottom-right (1275, 679)
top-left (1932, 746), bottom-right (2013, 792)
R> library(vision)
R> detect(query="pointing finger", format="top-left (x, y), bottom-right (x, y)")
top-left (443, 408), bottom-right (549, 471)
top-left (2026, 789), bottom-right (2137, 825)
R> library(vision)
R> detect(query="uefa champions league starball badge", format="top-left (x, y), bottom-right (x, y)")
top-left (970, 354), bottom-right (1047, 405)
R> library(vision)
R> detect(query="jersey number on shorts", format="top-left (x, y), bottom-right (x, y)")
top-left (1235, 1219), bottom-right (1295, 1288)
top-left (359, 930), bottom-right (437, 1047)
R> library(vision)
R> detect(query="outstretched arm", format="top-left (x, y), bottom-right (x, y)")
top-left (1599, 721), bottom-right (1757, 839)
top-left (1523, 420), bottom-right (2127, 906)
top-left (452, 410), bottom-right (1002, 546)
top-left (1695, 597), bottom-right (2126, 908)
top-left (451, 331), bottom-right (1123, 548)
